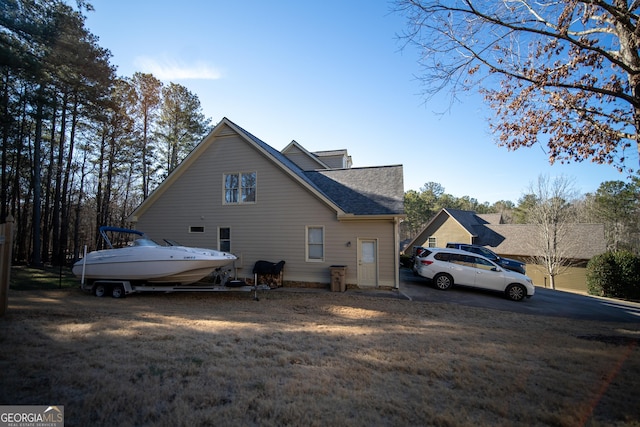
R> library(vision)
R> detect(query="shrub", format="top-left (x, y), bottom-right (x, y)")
top-left (586, 251), bottom-right (640, 300)
top-left (399, 254), bottom-right (412, 268)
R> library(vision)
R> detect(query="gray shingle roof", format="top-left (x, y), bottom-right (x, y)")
top-left (305, 166), bottom-right (404, 215)
top-left (228, 118), bottom-right (404, 216)
top-left (486, 223), bottom-right (606, 259)
top-left (446, 209), bottom-right (503, 241)
top-left (443, 208), bottom-right (606, 259)
top-left (477, 213), bottom-right (503, 225)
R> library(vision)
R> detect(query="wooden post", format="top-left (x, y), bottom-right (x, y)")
top-left (0, 215), bottom-right (15, 317)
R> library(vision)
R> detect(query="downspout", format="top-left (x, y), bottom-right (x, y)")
top-left (394, 217), bottom-right (400, 290)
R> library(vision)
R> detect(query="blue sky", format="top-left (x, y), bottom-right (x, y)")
top-left (82, 0), bottom-right (638, 204)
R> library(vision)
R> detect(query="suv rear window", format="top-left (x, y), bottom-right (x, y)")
top-left (416, 248), bottom-right (432, 258)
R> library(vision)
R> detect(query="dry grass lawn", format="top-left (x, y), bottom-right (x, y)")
top-left (1, 287), bottom-right (639, 426)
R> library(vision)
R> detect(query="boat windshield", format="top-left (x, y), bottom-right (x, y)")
top-left (133, 238), bottom-right (160, 247)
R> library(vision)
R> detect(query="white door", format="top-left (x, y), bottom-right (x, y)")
top-left (358, 239), bottom-right (378, 287)
top-left (473, 256), bottom-right (507, 291)
top-left (448, 253), bottom-right (477, 286)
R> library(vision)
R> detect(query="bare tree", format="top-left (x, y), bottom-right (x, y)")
top-left (526, 174), bottom-right (579, 289)
top-left (396, 0), bottom-right (639, 172)
top-left (131, 72), bottom-right (162, 199)
top-left (156, 83), bottom-right (211, 176)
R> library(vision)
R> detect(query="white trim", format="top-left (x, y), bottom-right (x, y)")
top-left (223, 171), bottom-right (257, 205)
top-left (305, 225), bottom-right (325, 262)
top-left (357, 237), bottom-right (379, 287)
top-left (218, 226), bottom-right (231, 252)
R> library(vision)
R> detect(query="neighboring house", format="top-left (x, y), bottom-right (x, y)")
top-left (404, 208), bottom-right (606, 292)
top-left (127, 118), bottom-right (405, 288)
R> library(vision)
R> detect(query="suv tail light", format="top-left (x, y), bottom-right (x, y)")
top-left (420, 260), bottom-right (433, 265)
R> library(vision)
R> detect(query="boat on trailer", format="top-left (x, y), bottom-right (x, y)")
top-left (73, 226), bottom-right (237, 285)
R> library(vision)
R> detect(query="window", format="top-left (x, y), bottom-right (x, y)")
top-left (241, 173), bottom-right (256, 202)
top-left (413, 246), bottom-right (430, 258)
top-left (450, 253), bottom-right (476, 268)
top-left (474, 256), bottom-right (496, 271)
top-left (463, 245), bottom-right (497, 261)
top-left (434, 252), bottom-right (452, 261)
top-left (190, 226), bottom-right (205, 233)
top-left (427, 237), bottom-right (437, 248)
top-left (306, 226), bottom-right (324, 261)
top-left (219, 227), bottom-right (231, 252)
top-left (224, 172), bottom-right (256, 204)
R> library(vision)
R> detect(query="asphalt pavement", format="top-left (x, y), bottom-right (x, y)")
top-left (398, 268), bottom-right (640, 323)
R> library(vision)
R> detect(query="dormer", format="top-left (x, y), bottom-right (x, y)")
top-left (312, 149), bottom-right (352, 169)
top-left (281, 141), bottom-right (352, 170)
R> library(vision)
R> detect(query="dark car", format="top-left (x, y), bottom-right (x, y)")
top-left (445, 243), bottom-right (526, 274)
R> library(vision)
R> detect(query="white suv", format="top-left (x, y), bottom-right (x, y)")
top-left (413, 247), bottom-right (535, 301)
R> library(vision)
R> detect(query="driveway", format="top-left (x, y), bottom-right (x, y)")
top-left (399, 268), bottom-right (640, 323)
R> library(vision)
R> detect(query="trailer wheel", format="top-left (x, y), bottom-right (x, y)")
top-left (93, 283), bottom-right (108, 297)
top-left (111, 284), bottom-right (125, 299)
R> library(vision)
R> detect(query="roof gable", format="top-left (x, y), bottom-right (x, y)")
top-left (281, 140), bottom-right (330, 170)
top-left (404, 208), bottom-right (606, 259)
top-left (444, 209), bottom-right (482, 237)
top-left (312, 149), bottom-right (352, 169)
top-left (129, 118), bottom-right (403, 221)
top-left (402, 209), bottom-right (473, 251)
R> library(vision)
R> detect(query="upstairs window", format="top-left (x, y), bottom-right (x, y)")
top-left (224, 172), bottom-right (256, 204)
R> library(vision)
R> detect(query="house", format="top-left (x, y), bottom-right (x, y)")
top-left (127, 118), bottom-right (405, 288)
top-left (404, 208), bottom-right (606, 292)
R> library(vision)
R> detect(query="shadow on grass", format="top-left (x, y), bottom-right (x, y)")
top-left (10, 265), bottom-right (78, 290)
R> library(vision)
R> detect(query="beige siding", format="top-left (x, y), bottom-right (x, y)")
top-left (525, 264), bottom-right (589, 293)
top-left (413, 214), bottom-right (471, 248)
top-left (431, 216), bottom-right (471, 246)
top-left (135, 132), bottom-right (397, 287)
top-left (330, 219), bottom-right (398, 288)
top-left (283, 145), bottom-right (325, 170)
top-left (320, 155), bottom-right (345, 169)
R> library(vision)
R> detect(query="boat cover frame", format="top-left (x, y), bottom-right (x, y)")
top-left (99, 226), bottom-right (144, 249)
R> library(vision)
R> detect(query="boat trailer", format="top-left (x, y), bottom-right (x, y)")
top-left (83, 280), bottom-right (268, 301)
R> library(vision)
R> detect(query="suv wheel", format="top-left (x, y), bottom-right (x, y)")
top-left (433, 273), bottom-right (453, 290)
top-left (506, 284), bottom-right (526, 301)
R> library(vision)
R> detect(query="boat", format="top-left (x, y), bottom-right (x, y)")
top-left (73, 226), bottom-right (237, 285)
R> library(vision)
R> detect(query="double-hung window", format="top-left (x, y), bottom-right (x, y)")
top-left (224, 172), bottom-right (256, 204)
top-left (306, 226), bottom-right (324, 262)
top-left (219, 227), bottom-right (231, 252)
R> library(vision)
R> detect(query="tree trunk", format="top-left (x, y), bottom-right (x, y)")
top-left (142, 112), bottom-right (149, 199)
top-left (0, 70), bottom-right (9, 222)
top-left (52, 92), bottom-right (68, 266)
top-left (42, 95), bottom-right (57, 264)
top-left (95, 126), bottom-right (106, 249)
top-left (72, 149), bottom-right (88, 261)
top-left (59, 94), bottom-right (77, 266)
top-left (13, 87), bottom-right (29, 262)
top-left (31, 89), bottom-right (44, 267)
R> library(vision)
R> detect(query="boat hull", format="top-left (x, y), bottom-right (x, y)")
top-left (73, 245), bottom-right (236, 285)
